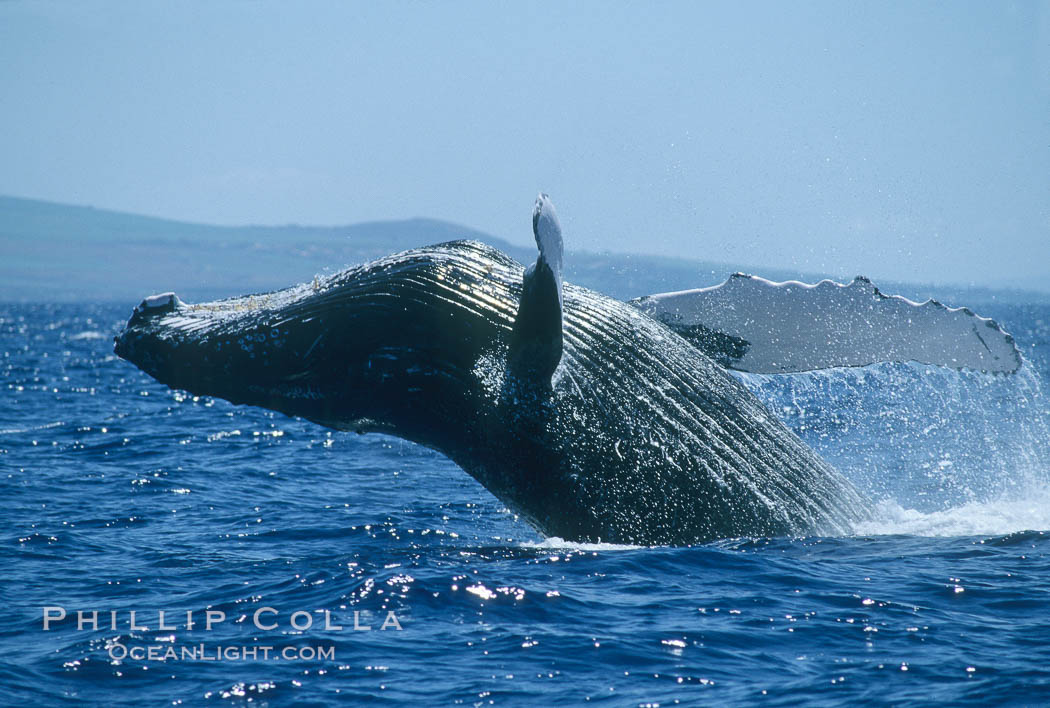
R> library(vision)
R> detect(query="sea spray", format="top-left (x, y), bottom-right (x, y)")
top-left (738, 361), bottom-right (1050, 532)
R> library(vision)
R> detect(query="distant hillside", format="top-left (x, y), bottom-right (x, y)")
top-left (0, 195), bottom-right (530, 303)
top-left (1, 195), bottom-right (1045, 306)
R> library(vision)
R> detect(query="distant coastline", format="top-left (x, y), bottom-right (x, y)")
top-left (3, 194), bottom-right (1046, 306)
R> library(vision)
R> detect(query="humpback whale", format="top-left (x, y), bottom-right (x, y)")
top-left (114, 195), bottom-right (1019, 545)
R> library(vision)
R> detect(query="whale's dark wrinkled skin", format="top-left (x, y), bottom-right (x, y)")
top-left (115, 239), bottom-right (867, 545)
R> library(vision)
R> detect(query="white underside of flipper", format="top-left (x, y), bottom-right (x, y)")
top-left (632, 274), bottom-right (1022, 374)
top-left (532, 193), bottom-right (563, 290)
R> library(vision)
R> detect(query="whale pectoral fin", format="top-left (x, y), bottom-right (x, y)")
top-left (508, 194), bottom-right (564, 383)
top-left (631, 274), bottom-right (1022, 374)
top-left (509, 260), bottom-right (563, 382)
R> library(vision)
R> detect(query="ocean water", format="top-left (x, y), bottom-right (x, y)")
top-left (3, 301), bottom-right (1050, 705)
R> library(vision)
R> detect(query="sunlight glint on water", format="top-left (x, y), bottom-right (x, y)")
top-left (2, 301), bottom-right (1050, 705)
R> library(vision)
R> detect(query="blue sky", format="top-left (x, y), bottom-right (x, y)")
top-left (2, 1), bottom-right (1047, 289)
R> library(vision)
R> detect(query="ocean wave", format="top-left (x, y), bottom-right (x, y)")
top-left (68, 330), bottom-right (108, 341)
top-left (521, 536), bottom-right (644, 552)
top-left (854, 487), bottom-right (1050, 537)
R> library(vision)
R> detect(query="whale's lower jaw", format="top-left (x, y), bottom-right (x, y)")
top-left (115, 240), bottom-right (867, 546)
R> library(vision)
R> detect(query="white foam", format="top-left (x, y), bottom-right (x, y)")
top-left (69, 331), bottom-right (106, 341)
top-left (853, 489), bottom-right (1050, 537)
top-left (523, 536), bottom-right (644, 552)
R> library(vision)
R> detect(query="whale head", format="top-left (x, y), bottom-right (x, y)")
top-left (114, 241), bottom-right (526, 446)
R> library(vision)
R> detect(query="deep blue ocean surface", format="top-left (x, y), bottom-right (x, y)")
top-left (3, 301), bottom-right (1050, 705)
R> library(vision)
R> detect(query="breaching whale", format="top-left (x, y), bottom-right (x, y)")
top-left (114, 195), bottom-right (1019, 545)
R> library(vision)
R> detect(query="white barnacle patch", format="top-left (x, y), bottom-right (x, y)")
top-left (143, 292), bottom-right (177, 308)
top-left (135, 292), bottom-right (182, 315)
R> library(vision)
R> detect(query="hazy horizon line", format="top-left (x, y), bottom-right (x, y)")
top-left (2, 190), bottom-right (1047, 299)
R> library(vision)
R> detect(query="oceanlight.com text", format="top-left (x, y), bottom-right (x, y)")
top-left (107, 643), bottom-right (335, 662)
